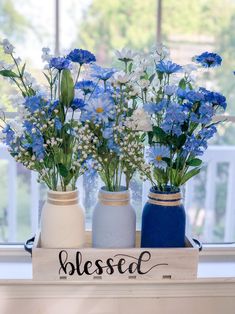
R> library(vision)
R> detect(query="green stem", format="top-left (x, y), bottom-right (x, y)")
top-left (11, 54), bottom-right (29, 95)
top-left (74, 65), bottom-right (81, 86)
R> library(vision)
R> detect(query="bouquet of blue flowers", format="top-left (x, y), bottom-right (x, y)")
top-left (121, 46), bottom-right (226, 191)
top-left (75, 52), bottom-right (151, 192)
top-left (0, 39), bottom-right (97, 191)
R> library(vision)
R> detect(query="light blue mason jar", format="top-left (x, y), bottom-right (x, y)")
top-left (92, 186), bottom-right (136, 248)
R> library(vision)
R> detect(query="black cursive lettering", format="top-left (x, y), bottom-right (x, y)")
top-left (59, 250), bottom-right (75, 275)
top-left (106, 258), bottom-right (114, 274)
top-left (94, 259), bottom-right (103, 275)
top-left (58, 250), bottom-right (169, 277)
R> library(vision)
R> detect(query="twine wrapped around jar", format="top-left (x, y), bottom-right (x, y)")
top-left (147, 191), bottom-right (182, 206)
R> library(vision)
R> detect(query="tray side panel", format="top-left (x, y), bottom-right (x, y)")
top-left (32, 247), bottom-right (198, 281)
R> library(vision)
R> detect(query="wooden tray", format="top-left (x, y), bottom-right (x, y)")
top-left (30, 231), bottom-right (199, 281)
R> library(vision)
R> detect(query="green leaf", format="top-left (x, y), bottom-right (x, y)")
top-left (188, 82), bottom-right (193, 90)
top-left (152, 126), bottom-right (167, 140)
top-left (162, 157), bottom-right (171, 166)
top-left (64, 169), bottom-right (75, 185)
top-left (148, 131), bottom-right (154, 145)
top-left (128, 62), bottom-right (133, 73)
top-left (175, 134), bottom-right (186, 149)
top-left (149, 73), bottom-right (155, 83)
top-left (58, 163), bottom-right (69, 177)
top-left (21, 63), bottom-right (26, 76)
top-left (0, 69), bottom-right (19, 78)
top-left (186, 158), bottom-right (202, 167)
top-left (179, 78), bottom-right (186, 89)
top-left (60, 69), bottom-right (74, 107)
top-left (156, 71), bottom-right (163, 81)
top-left (180, 168), bottom-right (201, 185)
top-left (43, 72), bottom-right (51, 85)
top-left (153, 167), bottom-right (168, 185)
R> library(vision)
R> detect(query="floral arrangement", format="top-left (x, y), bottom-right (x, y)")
top-left (0, 41), bottom-right (149, 192)
top-left (119, 46), bottom-right (226, 191)
top-left (0, 39), bottom-right (226, 193)
top-left (0, 39), bottom-right (98, 191)
top-left (74, 53), bottom-right (151, 191)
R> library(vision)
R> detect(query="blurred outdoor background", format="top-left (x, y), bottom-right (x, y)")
top-left (0, 0), bottom-right (235, 243)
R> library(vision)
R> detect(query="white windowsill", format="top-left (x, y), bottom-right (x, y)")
top-left (0, 245), bottom-right (235, 298)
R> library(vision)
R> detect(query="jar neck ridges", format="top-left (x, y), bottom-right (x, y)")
top-left (98, 189), bottom-right (130, 206)
top-left (148, 190), bottom-right (182, 206)
top-left (47, 190), bottom-right (79, 206)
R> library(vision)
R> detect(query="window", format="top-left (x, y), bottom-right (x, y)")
top-left (0, 0), bottom-right (235, 243)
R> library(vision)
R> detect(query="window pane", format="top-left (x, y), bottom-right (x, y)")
top-left (162, 0), bottom-right (235, 115)
top-left (1, 0), bottom-right (235, 244)
top-left (60, 0), bottom-right (157, 65)
top-left (0, 0), bottom-right (54, 242)
top-left (0, 0), bottom-right (54, 112)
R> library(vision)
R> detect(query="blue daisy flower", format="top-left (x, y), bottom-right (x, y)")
top-left (147, 144), bottom-right (170, 169)
top-left (81, 93), bottom-right (115, 123)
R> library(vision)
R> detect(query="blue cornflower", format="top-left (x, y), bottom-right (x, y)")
top-left (185, 90), bottom-right (204, 103)
top-left (147, 144), bottom-right (170, 169)
top-left (71, 98), bottom-right (86, 111)
top-left (177, 88), bottom-right (204, 103)
top-left (143, 100), bottom-right (167, 114)
top-left (49, 57), bottom-right (71, 70)
top-left (2, 124), bottom-right (15, 146)
top-left (81, 93), bottom-right (115, 123)
top-left (54, 118), bottom-right (62, 130)
top-left (91, 64), bottom-right (116, 81)
top-left (67, 49), bottom-right (96, 65)
top-left (183, 135), bottom-right (207, 156)
top-left (24, 95), bottom-right (47, 113)
top-left (193, 52), bottom-right (222, 68)
top-left (156, 60), bottom-right (182, 74)
top-left (200, 88), bottom-right (227, 110)
top-left (75, 80), bottom-right (97, 94)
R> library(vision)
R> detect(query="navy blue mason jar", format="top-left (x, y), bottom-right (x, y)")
top-left (141, 186), bottom-right (186, 248)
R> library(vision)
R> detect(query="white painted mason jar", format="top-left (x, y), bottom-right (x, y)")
top-left (40, 190), bottom-right (85, 248)
top-left (92, 187), bottom-right (136, 248)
